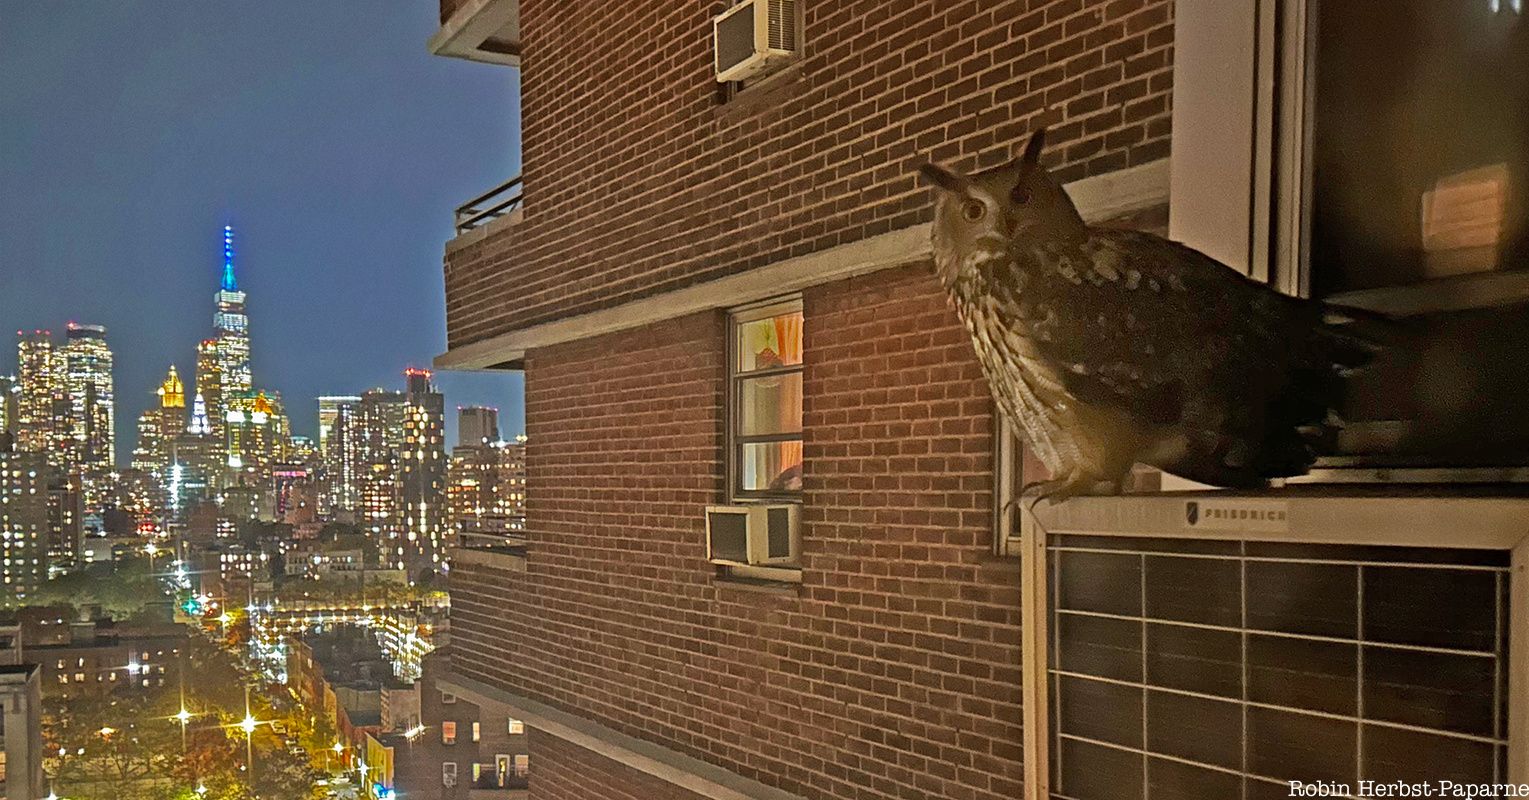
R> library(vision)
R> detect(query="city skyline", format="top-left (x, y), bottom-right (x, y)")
top-left (0, 4), bottom-right (527, 455)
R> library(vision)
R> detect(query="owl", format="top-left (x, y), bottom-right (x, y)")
top-left (920, 129), bottom-right (1377, 500)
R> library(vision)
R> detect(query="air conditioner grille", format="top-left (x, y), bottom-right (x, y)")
top-left (766, 506), bottom-right (792, 559)
top-left (708, 511), bottom-right (749, 563)
top-left (767, 0), bottom-right (797, 52)
top-left (715, 6), bottom-right (756, 76)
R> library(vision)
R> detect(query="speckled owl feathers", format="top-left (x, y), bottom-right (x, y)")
top-left (922, 129), bottom-right (1376, 497)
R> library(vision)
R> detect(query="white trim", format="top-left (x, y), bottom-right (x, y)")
top-left (428, 0), bottom-right (521, 67)
top-left (1168, 0), bottom-right (1261, 277)
top-left (435, 158), bottom-right (1170, 371)
top-left (1512, 537), bottom-right (1529, 781)
top-left (437, 672), bottom-right (807, 800)
top-left (1033, 494), bottom-right (1529, 550)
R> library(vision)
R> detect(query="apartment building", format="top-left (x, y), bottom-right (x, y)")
top-left (430, 1), bottom-right (1527, 797)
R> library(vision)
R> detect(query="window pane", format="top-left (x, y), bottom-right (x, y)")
top-left (738, 373), bottom-right (803, 436)
top-left (736, 311), bottom-right (803, 372)
top-left (740, 440), bottom-right (803, 493)
top-left (1312, 2), bottom-right (1529, 296)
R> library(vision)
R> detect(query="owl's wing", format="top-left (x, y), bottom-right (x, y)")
top-left (996, 229), bottom-right (1296, 426)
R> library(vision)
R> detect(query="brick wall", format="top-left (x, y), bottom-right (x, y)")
top-left (450, 265), bottom-right (1025, 800)
top-left (444, 0), bottom-right (1175, 351)
top-left (528, 730), bottom-right (708, 800)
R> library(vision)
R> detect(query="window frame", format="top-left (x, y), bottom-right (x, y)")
top-left (726, 296), bottom-right (805, 503)
top-left (442, 720), bottom-right (457, 745)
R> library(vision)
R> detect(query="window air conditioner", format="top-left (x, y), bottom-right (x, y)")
top-left (706, 504), bottom-right (799, 565)
top-left (713, 0), bottom-right (799, 83)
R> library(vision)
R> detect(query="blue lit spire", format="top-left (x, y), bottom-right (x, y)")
top-left (221, 225), bottom-right (238, 292)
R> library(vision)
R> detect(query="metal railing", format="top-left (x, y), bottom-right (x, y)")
top-left (455, 175), bottom-right (524, 235)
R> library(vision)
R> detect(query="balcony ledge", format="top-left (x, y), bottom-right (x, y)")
top-left (434, 158), bottom-right (1169, 372)
top-left (429, 0), bottom-right (521, 67)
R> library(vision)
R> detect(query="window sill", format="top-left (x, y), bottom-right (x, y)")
top-left (711, 62), bottom-right (805, 127)
top-left (712, 564), bottom-right (802, 597)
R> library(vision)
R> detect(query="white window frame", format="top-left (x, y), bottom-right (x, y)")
top-left (442, 720), bottom-right (457, 745)
top-left (442, 761), bottom-right (458, 787)
top-left (1016, 1), bottom-right (1529, 795)
top-left (726, 296), bottom-right (805, 503)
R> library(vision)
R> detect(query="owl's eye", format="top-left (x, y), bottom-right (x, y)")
top-left (1012, 185), bottom-right (1033, 205)
top-left (961, 200), bottom-right (987, 222)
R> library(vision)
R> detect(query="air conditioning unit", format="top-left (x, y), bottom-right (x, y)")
top-left (706, 504), bottom-right (799, 565)
top-left (713, 0), bottom-right (799, 83)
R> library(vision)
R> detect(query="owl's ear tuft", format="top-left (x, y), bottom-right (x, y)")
top-left (919, 162), bottom-right (969, 194)
top-left (1020, 128), bottom-right (1047, 167)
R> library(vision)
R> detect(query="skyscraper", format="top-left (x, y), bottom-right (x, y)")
top-left (0, 451), bottom-right (51, 597)
top-left (131, 366), bottom-right (186, 474)
top-left (14, 331), bottom-right (62, 460)
top-left (400, 369), bottom-right (446, 578)
top-left (63, 323), bottom-right (114, 499)
top-left (455, 405), bottom-right (499, 449)
top-left (194, 337), bottom-right (223, 440)
top-left (212, 226), bottom-right (251, 400)
top-left (316, 396), bottom-right (359, 456)
top-left (353, 388), bottom-right (406, 561)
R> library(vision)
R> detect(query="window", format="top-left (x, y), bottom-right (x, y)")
top-left (729, 298), bottom-right (804, 499)
top-left (507, 718), bottom-right (523, 735)
top-left (471, 721), bottom-right (480, 742)
top-left (442, 721), bottom-right (457, 745)
top-left (1310, 0), bottom-right (1529, 302)
top-left (440, 691), bottom-right (457, 704)
top-left (513, 754), bottom-right (529, 777)
top-left (442, 762), bottom-right (457, 787)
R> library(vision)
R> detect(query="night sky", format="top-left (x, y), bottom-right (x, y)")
top-left (0, 3), bottom-right (525, 461)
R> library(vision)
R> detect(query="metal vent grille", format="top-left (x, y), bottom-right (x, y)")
top-left (708, 511), bottom-right (749, 563)
top-left (766, 506), bottom-right (792, 559)
top-left (767, 0), bottom-right (797, 52)
top-left (1047, 534), bottom-right (1510, 797)
top-left (715, 5), bottom-right (756, 75)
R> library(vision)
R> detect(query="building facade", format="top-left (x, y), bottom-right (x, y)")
top-left (455, 406), bottom-right (499, 450)
top-left (213, 225), bottom-right (252, 400)
top-left (0, 452), bottom-right (51, 598)
top-left (62, 323), bottom-right (114, 489)
top-left (431, 0), bottom-right (1529, 797)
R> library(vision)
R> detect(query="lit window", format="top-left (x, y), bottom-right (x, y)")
top-left (442, 721), bottom-right (456, 745)
top-left (472, 721), bottom-right (480, 742)
top-left (730, 298), bottom-right (804, 499)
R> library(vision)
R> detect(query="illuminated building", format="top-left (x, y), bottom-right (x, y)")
top-left (0, 374), bottom-right (18, 445)
top-left (318, 395), bottom-right (359, 456)
top-left (62, 323), bottom-right (114, 479)
top-left (446, 437), bottom-right (526, 540)
top-left (194, 337), bottom-right (223, 440)
top-left (46, 470), bottom-right (83, 569)
top-left (226, 390), bottom-right (285, 482)
top-left (0, 452), bottom-right (50, 598)
top-left (455, 406), bottom-right (498, 449)
top-left (131, 366), bottom-right (187, 476)
top-left (399, 370), bottom-right (445, 579)
top-left (14, 331), bottom-right (64, 462)
top-left (271, 463), bottom-right (315, 522)
top-left (324, 399), bottom-right (362, 512)
top-left (212, 226), bottom-right (251, 399)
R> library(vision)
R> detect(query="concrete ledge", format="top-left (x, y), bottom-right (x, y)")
top-left (436, 158), bottom-right (1170, 371)
top-left (437, 672), bottom-right (807, 800)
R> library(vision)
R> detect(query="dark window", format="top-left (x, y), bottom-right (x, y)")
top-left (1311, 1), bottom-right (1529, 299)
